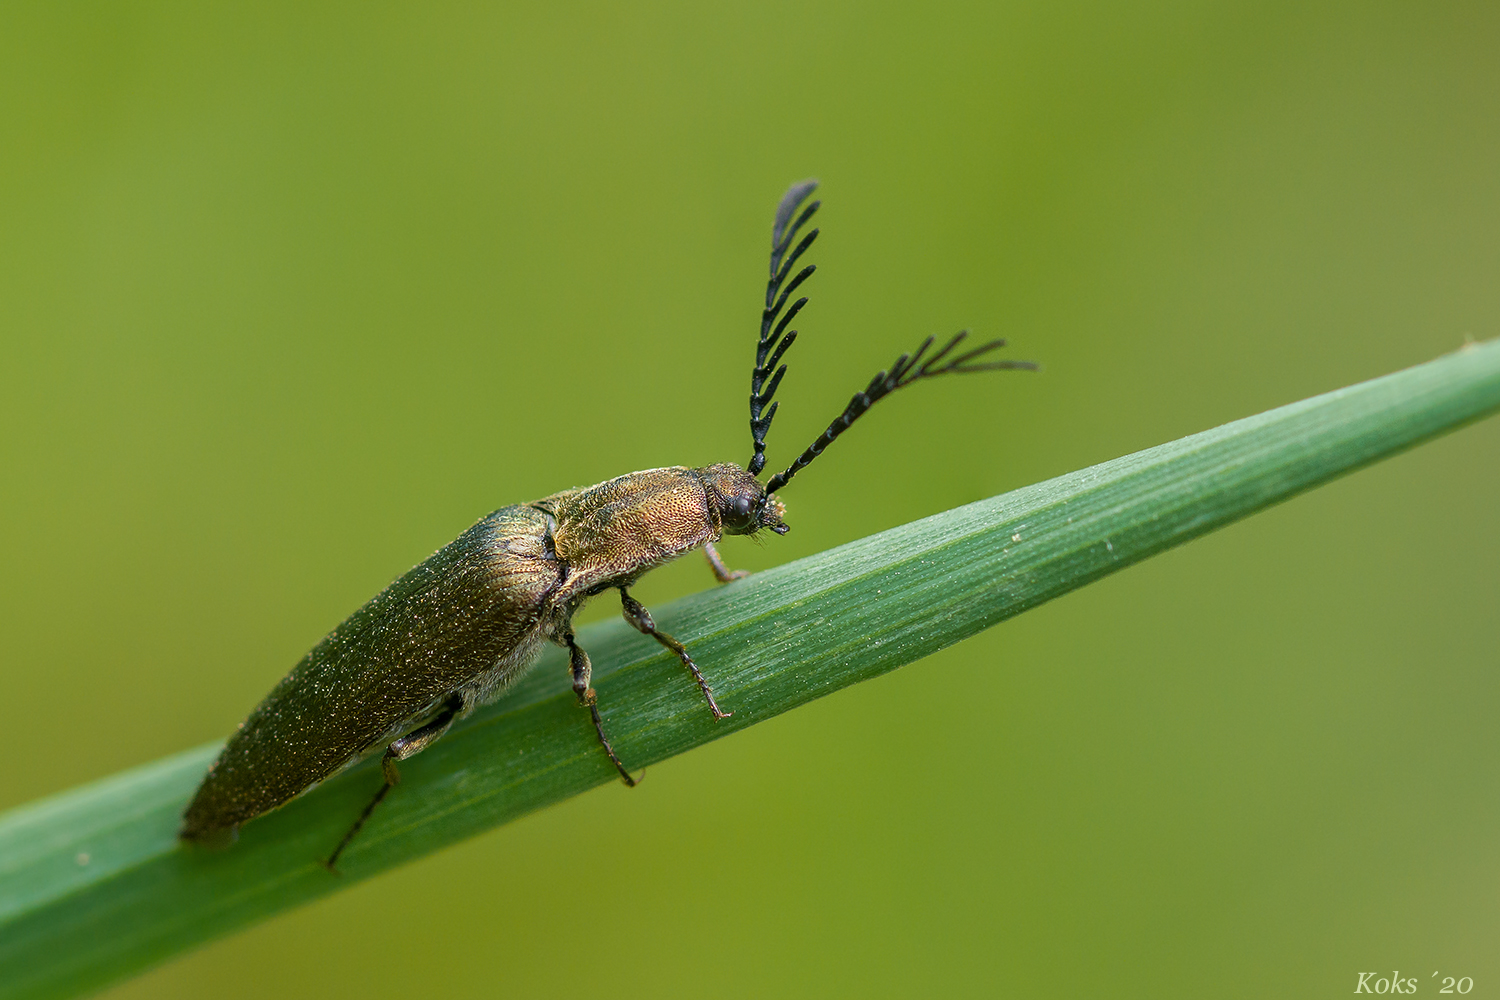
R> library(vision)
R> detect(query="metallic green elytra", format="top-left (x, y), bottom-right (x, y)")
top-left (179, 181), bottom-right (1036, 868)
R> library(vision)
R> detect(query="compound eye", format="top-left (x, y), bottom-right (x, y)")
top-left (731, 496), bottom-right (753, 520)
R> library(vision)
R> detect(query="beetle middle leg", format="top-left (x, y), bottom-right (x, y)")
top-left (563, 629), bottom-right (639, 787)
top-left (702, 540), bottom-right (748, 583)
top-left (325, 692), bottom-right (464, 871)
top-left (619, 587), bottom-right (731, 720)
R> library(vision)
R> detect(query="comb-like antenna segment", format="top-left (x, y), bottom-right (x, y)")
top-left (765, 331), bottom-right (1037, 493)
top-left (749, 180), bottom-right (821, 476)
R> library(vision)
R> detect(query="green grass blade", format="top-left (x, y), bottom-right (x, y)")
top-left (3, 340), bottom-right (1499, 1000)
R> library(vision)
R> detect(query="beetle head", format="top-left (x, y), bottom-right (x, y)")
top-left (697, 463), bottom-right (788, 536)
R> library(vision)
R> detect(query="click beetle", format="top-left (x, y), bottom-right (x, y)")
top-left (179, 180), bottom-right (1036, 868)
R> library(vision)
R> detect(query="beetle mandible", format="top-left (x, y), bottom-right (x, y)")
top-left (179, 180), bottom-right (1037, 868)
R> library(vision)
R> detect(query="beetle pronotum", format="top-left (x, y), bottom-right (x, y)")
top-left (179, 181), bottom-right (1036, 868)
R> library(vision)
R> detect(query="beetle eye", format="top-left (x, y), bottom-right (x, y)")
top-left (731, 496), bottom-right (753, 519)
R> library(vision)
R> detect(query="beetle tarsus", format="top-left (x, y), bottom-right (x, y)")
top-left (565, 632), bottom-right (640, 785)
top-left (326, 779), bottom-right (392, 872)
top-left (619, 588), bottom-right (733, 720)
top-left (583, 688), bottom-right (640, 786)
top-left (702, 541), bottom-right (749, 583)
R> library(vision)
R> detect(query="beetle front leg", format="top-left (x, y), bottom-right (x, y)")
top-left (619, 588), bottom-right (731, 720)
top-left (702, 540), bottom-right (749, 583)
top-left (563, 630), bottom-right (638, 787)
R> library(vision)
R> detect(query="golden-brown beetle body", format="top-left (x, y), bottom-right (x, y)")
top-left (180, 180), bottom-right (1032, 866)
top-left (180, 464), bottom-right (781, 843)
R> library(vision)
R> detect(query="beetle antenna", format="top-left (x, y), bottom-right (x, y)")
top-left (764, 331), bottom-right (1037, 493)
top-left (749, 179), bottom-right (820, 476)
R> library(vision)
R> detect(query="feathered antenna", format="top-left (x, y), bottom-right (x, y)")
top-left (765, 332), bottom-right (1038, 493)
top-left (749, 180), bottom-right (821, 476)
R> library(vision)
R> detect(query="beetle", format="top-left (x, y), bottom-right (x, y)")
top-left (178, 180), bottom-right (1037, 868)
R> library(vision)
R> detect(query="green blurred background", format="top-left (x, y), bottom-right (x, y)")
top-left (3, 2), bottom-right (1498, 997)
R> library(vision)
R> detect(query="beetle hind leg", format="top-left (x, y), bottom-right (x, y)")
top-left (380, 693), bottom-right (466, 783)
top-left (619, 587), bottom-right (731, 720)
top-left (325, 692), bottom-right (465, 872)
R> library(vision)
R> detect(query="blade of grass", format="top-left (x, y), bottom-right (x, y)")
top-left (3, 340), bottom-right (1499, 1000)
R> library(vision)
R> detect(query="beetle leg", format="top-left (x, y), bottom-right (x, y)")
top-left (381, 694), bottom-right (465, 782)
top-left (702, 541), bottom-right (749, 583)
top-left (619, 587), bottom-right (732, 720)
top-left (326, 693), bottom-right (464, 871)
top-left (563, 630), bottom-right (639, 787)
